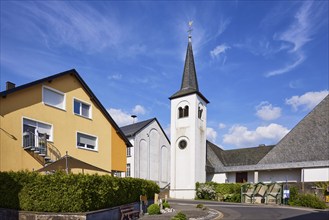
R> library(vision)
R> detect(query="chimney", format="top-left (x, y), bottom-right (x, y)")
top-left (6, 81), bottom-right (15, 90)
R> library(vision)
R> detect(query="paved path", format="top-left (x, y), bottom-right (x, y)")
top-left (140, 199), bottom-right (329, 220)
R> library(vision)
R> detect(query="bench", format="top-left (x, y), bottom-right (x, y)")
top-left (120, 204), bottom-right (140, 220)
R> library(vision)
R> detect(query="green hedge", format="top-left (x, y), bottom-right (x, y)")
top-left (0, 171), bottom-right (159, 212)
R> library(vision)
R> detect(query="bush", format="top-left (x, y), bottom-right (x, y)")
top-left (196, 182), bottom-right (241, 202)
top-left (0, 171), bottom-right (159, 212)
top-left (147, 204), bottom-right (160, 215)
top-left (289, 193), bottom-right (327, 209)
top-left (196, 183), bottom-right (216, 200)
top-left (171, 211), bottom-right (187, 220)
top-left (163, 202), bottom-right (170, 209)
top-left (196, 204), bottom-right (204, 209)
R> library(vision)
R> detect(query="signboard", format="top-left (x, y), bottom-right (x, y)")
top-left (283, 189), bottom-right (290, 199)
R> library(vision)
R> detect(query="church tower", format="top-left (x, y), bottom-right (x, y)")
top-left (169, 27), bottom-right (209, 199)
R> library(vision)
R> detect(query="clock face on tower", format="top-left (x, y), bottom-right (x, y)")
top-left (178, 140), bottom-right (187, 150)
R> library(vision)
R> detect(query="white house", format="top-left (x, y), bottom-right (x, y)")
top-left (120, 118), bottom-right (171, 188)
top-left (168, 31), bottom-right (329, 199)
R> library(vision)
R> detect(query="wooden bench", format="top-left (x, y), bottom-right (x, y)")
top-left (120, 204), bottom-right (140, 220)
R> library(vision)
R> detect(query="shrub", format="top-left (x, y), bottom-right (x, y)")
top-left (147, 204), bottom-right (160, 215)
top-left (171, 211), bottom-right (187, 220)
top-left (163, 202), bottom-right (170, 209)
top-left (196, 182), bottom-right (241, 202)
top-left (289, 193), bottom-right (327, 209)
top-left (196, 183), bottom-right (216, 200)
top-left (196, 204), bottom-right (204, 209)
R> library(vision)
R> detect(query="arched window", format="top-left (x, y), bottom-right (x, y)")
top-left (178, 105), bottom-right (189, 118)
top-left (198, 106), bottom-right (203, 119)
top-left (178, 107), bottom-right (183, 118)
top-left (183, 105), bottom-right (189, 117)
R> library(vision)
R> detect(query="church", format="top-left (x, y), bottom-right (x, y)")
top-left (168, 31), bottom-right (329, 199)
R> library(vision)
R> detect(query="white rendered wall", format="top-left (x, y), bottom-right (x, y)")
top-left (209, 173), bottom-right (227, 183)
top-left (258, 169), bottom-right (301, 183)
top-left (303, 167), bottom-right (329, 182)
top-left (170, 94), bottom-right (207, 199)
top-left (131, 120), bottom-right (170, 188)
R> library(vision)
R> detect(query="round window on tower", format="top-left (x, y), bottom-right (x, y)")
top-left (178, 140), bottom-right (187, 150)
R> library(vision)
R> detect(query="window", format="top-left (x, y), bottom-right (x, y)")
top-left (126, 163), bottom-right (131, 177)
top-left (127, 147), bottom-right (132, 157)
top-left (77, 132), bottom-right (97, 150)
top-left (74, 99), bottom-right (91, 118)
top-left (178, 140), bottom-right (187, 150)
top-left (23, 118), bottom-right (53, 141)
top-left (198, 106), bottom-right (203, 119)
top-left (43, 86), bottom-right (65, 110)
top-left (178, 105), bottom-right (189, 118)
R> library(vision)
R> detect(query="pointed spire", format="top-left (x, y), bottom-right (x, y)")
top-left (169, 28), bottom-right (209, 103)
top-left (180, 37), bottom-right (199, 91)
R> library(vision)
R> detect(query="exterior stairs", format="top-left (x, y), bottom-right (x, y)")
top-left (23, 131), bottom-right (61, 166)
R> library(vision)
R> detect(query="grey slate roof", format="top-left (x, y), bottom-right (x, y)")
top-left (120, 118), bottom-right (171, 143)
top-left (170, 37), bottom-right (209, 103)
top-left (120, 118), bottom-right (155, 137)
top-left (207, 141), bottom-right (274, 167)
top-left (259, 94), bottom-right (329, 164)
top-left (207, 94), bottom-right (329, 173)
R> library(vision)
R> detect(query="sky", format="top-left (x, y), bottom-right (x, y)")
top-left (1, 1), bottom-right (328, 150)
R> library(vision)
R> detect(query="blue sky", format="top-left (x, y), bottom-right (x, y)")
top-left (1, 1), bottom-right (328, 149)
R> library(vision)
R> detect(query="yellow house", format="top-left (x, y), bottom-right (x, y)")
top-left (0, 69), bottom-right (131, 175)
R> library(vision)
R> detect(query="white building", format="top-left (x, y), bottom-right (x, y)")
top-left (168, 32), bottom-right (329, 199)
top-left (120, 118), bottom-right (170, 188)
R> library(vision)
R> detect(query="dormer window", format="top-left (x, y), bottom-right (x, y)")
top-left (178, 105), bottom-right (189, 118)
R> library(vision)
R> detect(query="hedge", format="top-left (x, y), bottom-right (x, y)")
top-left (0, 171), bottom-right (159, 212)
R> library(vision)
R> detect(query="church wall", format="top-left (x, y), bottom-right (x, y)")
top-left (131, 120), bottom-right (170, 188)
top-left (303, 167), bottom-right (329, 182)
top-left (208, 173), bottom-right (227, 183)
top-left (258, 169), bottom-right (301, 183)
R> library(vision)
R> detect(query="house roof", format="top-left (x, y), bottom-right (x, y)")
top-left (259, 94), bottom-right (329, 164)
top-left (120, 118), bottom-right (170, 143)
top-left (207, 141), bottom-right (274, 167)
top-left (0, 69), bottom-right (132, 147)
top-left (169, 36), bottom-right (209, 103)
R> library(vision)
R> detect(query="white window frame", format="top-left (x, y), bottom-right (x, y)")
top-left (42, 86), bottom-right (66, 110)
top-left (76, 131), bottom-right (98, 151)
top-left (126, 163), bottom-right (131, 177)
top-left (127, 147), bottom-right (132, 157)
top-left (22, 117), bottom-right (54, 143)
top-left (73, 98), bottom-right (92, 119)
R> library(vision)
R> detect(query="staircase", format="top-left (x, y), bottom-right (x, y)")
top-left (22, 131), bottom-right (61, 166)
top-left (159, 183), bottom-right (170, 199)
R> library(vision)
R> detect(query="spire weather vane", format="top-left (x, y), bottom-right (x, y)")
top-left (188, 21), bottom-right (193, 37)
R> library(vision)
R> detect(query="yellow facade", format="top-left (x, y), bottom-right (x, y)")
top-left (0, 71), bottom-right (128, 174)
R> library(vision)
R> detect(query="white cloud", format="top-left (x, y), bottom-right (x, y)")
top-left (265, 52), bottom-right (305, 77)
top-left (255, 101), bottom-right (282, 121)
top-left (285, 90), bottom-right (328, 111)
top-left (132, 105), bottom-right (146, 115)
top-left (107, 108), bottom-right (135, 127)
top-left (210, 44), bottom-right (230, 58)
top-left (223, 123), bottom-right (289, 148)
top-left (207, 127), bottom-right (217, 143)
top-left (218, 123), bottom-right (226, 129)
top-left (266, 1), bottom-right (326, 77)
top-left (108, 73), bottom-right (122, 80)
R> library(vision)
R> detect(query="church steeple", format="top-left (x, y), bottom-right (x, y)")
top-left (169, 33), bottom-right (209, 103)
